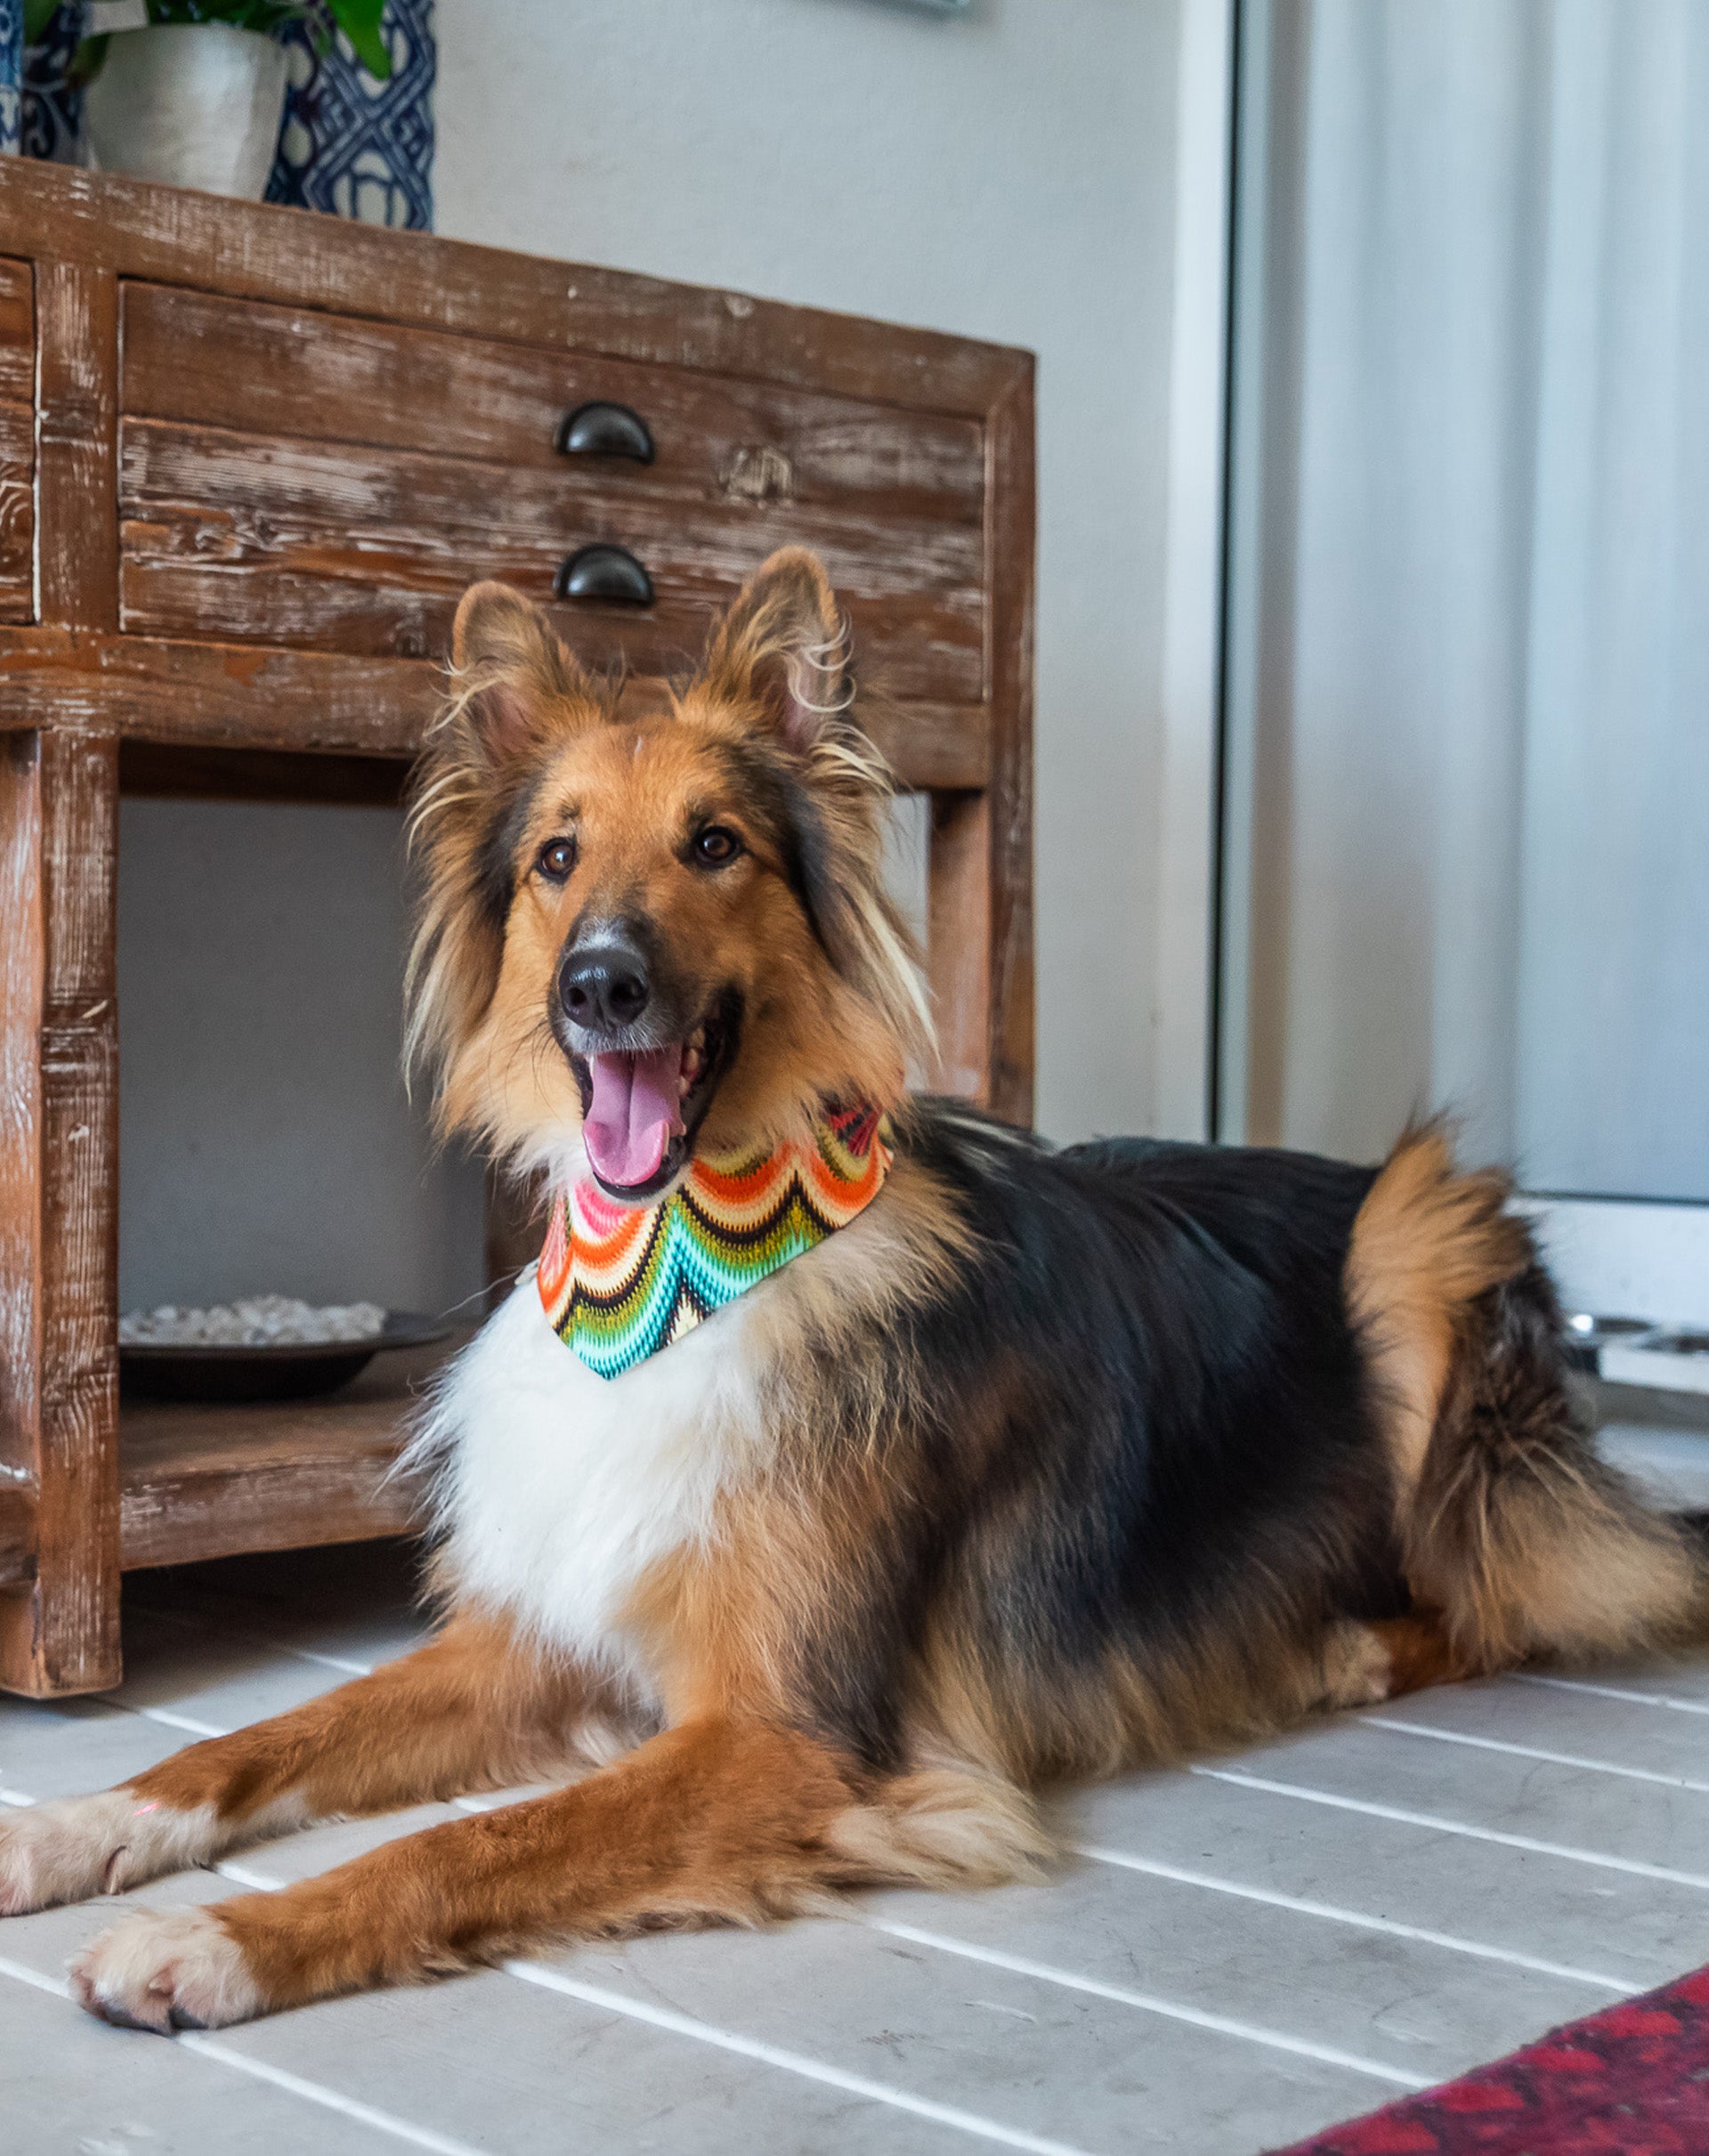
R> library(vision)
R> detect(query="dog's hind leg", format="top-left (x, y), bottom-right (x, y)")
top-left (0, 1609), bottom-right (590, 1917)
top-left (1349, 1124), bottom-right (1706, 1676)
top-left (67, 1717), bottom-right (1050, 2031)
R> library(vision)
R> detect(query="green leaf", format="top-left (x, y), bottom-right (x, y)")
top-left (24, 0), bottom-right (61, 45)
top-left (68, 31), bottom-right (109, 85)
top-left (325, 0), bottom-right (391, 79)
top-left (142, 0), bottom-right (312, 28)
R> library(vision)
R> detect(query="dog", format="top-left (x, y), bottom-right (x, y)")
top-left (4, 547), bottom-right (1702, 2034)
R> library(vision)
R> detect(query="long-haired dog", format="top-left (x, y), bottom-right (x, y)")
top-left (8, 548), bottom-right (1704, 2033)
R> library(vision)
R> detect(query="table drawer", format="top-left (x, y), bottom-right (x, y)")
top-left (117, 284), bottom-right (986, 702)
top-left (0, 259), bottom-right (33, 624)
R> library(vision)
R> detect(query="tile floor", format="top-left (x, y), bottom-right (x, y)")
top-left (5, 1518), bottom-right (1709, 2155)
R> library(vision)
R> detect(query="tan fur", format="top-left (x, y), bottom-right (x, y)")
top-left (1349, 1123), bottom-right (1705, 1674)
top-left (1361, 1614), bottom-right (1480, 1696)
top-left (1410, 1403), bottom-right (1705, 1668)
top-left (1344, 1122), bottom-right (1529, 1510)
top-left (126, 1609), bottom-right (593, 1828)
top-left (105, 1720), bottom-right (1035, 2026)
top-left (826, 1768), bottom-right (1053, 1888)
top-left (1313, 1619), bottom-right (1405, 1710)
top-left (406, 549), bottom-right (929, 1176)
top-left (70, 1907), bottom-right (262, 2036)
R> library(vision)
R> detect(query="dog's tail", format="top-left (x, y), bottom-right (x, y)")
top-left (1348, 1123), bottom-right (1706, 1668)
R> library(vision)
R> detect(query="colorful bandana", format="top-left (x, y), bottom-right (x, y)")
top-left (538, 1101), bottom-right (892, 1379)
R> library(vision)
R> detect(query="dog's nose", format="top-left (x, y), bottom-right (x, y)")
top-left (558, 940), bottom-right (652, 1033)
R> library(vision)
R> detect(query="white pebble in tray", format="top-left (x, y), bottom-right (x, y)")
top-left (118, 1295), bottom-right (387, 1348)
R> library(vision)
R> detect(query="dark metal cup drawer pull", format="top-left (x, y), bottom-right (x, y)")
top-left (555, 542), bottom-right (655, 607)
top-left (555, 401), bottom-right (655, 463)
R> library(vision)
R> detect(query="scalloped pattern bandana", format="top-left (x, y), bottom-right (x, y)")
top-left (538, 1102), bottom-right (892, 1379)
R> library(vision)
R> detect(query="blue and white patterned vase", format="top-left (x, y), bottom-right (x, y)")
top-left (0, 1), bottom-right (22, 155)
top-left (22, 0), bottom-right (85, 164)
top-left (266, 0), bottom-right (433, 231)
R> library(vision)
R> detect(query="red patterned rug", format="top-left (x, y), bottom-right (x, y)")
top-left (1268, 1964), bottom-right (1709, 2155)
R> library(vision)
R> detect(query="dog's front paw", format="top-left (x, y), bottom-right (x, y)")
top-left (0, 1793), bottom-right (143, 1915)
top-left (69, 1907), bottom-right (261, 2034)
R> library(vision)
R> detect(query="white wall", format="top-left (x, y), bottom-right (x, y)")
top-left (117, 798), bottom-right (486, 1315)
top-left (118, 0), bottom-right (1190, 1316)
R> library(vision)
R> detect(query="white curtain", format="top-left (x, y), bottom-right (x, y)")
top-left (1220, 0), bottom-right (1709, 1201)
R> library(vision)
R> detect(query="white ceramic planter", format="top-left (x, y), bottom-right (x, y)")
top-left (84, 22), bottom-right (288, 200)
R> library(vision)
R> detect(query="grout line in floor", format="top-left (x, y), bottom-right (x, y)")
top-left (501, 1957), bottom-right (1099, 2156)
top-left (861, 1918), bottom-right (1427, 2087)
top-left (172, 2037), bottom-right (490, 2156)
top-left (1362, 1713), bottom-right (1709, 1792)
top-left (0, 1952), bottom-right (488, 2156)
top-left (215, 1849), bottom-right (1100, 2156)
top-left (213, 1834), bottom-right (1419, 2103)
top-left (1073, 1844), bottom-right (1640, 1994)
top-left (56, 1697), bottom-right (1664, 2017)
top-left (134, 1705), bottom-right (233, 1739)
top-left (0, 1949), bottom-right (69, 2001)
top-left (1194, 1766), bottom-right (1709, 1889)
top-left (1519, 1672), bottom-right (1709, 1718)
top-left (182, 1799), bottom-right (1420, 2120)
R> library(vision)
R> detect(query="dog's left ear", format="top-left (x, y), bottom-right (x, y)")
top-left (701, 547), bottom-right (852, 755)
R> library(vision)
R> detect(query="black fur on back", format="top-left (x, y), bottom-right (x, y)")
top-left (793, 1100), bottom-right (1421, 1774)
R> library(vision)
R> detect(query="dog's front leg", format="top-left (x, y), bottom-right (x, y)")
top-left (69, 1716), bottom-right (866, 2031)
top-left (1, 1609), bottom-right (587, 1917)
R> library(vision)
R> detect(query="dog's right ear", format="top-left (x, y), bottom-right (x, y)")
top-left (448, 582), bottom-right (590, 764)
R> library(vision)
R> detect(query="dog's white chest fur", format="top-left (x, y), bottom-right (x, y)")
top-left (418, 1277), bottom-right (766, 1684)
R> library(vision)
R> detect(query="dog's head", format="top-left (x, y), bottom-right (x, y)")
top-left (407, 547), bottom-right (931, 1197)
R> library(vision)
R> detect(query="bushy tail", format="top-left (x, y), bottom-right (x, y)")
top-left (1349, 1124), bottom-right (1707, 1669)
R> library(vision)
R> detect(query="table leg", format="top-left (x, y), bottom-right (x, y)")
top-left (0, 728), bottom-right (121, 1695)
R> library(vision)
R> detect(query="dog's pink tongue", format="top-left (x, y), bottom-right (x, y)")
top-left (583, 1049), bottom-right (684, 1188)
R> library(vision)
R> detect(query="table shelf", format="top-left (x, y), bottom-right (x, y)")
top-left (117, 1334), bottom-right (457, 1571)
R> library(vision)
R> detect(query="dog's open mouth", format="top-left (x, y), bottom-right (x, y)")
top-left (571, 994), bottom-right (741, 1201)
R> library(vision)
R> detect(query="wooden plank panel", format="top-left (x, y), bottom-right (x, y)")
top-left (119, 1396), bottom-right (421, 1569)
top-left (0, 257), bottom-right (34, 625)
top-left (117, 417), bottom-right (984, 701)
top-left (0, 629), bottom-right (990, 791)
top-left (35, 262), bottom-right (118, 631)
top-left (984, 363), bottom-right (1036, 1125)
top-left (0, 159), bottom-right (1027, 419)
top-left (0, 628), bottom-right (439, 753)
top-left (0, 740), bottom-right (41, 1499)
top-left (0, 255), bottom-right (33, 405)
top-left (121, 284), bottom-right (985, 526)
top-left (0, 730), bottom-right (121, 1696)
top-left (0, 400), bottom-right (34, 623)
top-left (927, 792), bottom-right (992, 1103)
top-left (0, 1481), bottom-right (31, 1590)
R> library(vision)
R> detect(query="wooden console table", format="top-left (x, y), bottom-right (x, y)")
top-left (0, 158), bottom-right (1034, 1698)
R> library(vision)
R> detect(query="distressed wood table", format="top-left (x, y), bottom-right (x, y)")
top-left (0, 158), bottom-right (1034, 1698)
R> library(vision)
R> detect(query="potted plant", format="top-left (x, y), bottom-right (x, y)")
top-left (38, 0), bottom-right (389, 199)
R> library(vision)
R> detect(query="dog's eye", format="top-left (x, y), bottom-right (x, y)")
top-left (693, 826), bottom-right (742, 867)
top-left (537, 837), bottom-right (577, 882)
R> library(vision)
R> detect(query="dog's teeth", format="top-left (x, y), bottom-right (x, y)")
top-left (689, 1026), bottom-right (706, 1051)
